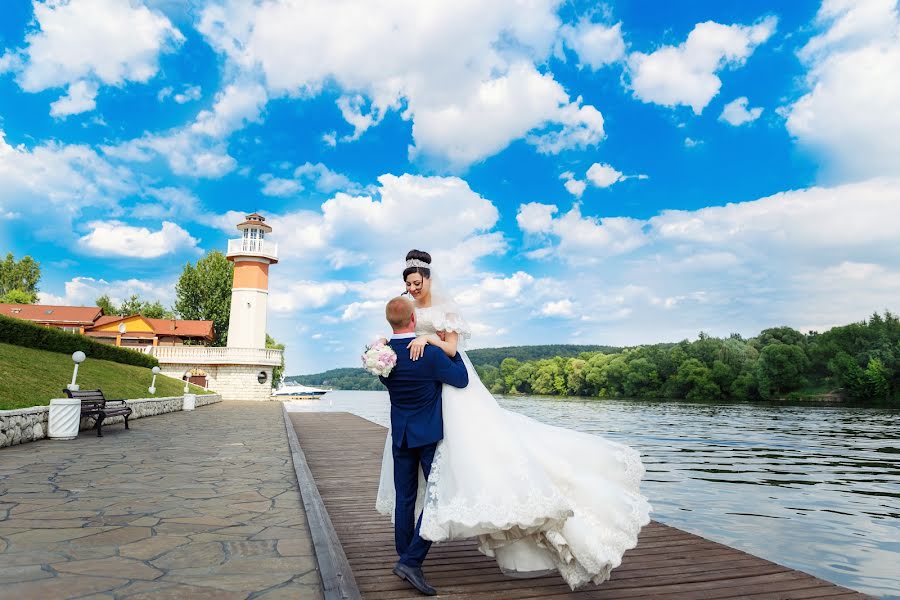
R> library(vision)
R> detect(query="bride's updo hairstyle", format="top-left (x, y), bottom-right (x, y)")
top-left (403, 249), bottom-right (431, 281)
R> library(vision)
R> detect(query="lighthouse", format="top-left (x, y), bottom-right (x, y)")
top-left (150, 212), bottom-right (283, 401)
top-left (225, 213), bottom-right (278, 349)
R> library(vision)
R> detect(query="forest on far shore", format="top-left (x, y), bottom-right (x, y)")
top-left (288, 312), bottom-right (900, 404)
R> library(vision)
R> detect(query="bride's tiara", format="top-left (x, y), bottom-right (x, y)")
top-left (405, 259), bottom-right (431, 269)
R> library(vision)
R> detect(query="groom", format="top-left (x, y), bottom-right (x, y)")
top-left (380, 297), bottom-right (469, 596)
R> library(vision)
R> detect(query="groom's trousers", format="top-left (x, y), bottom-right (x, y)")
top-left (392, 438), bottom-right (438, 568)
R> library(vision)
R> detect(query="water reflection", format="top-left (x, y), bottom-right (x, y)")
top-left (286, 391), bottom-right (900, 599)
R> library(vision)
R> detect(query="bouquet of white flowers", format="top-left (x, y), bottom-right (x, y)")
top-left (361, 339), bottom-right (397, 377)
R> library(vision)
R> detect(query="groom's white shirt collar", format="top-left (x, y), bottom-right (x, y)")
top-left (390, 332), bottom-right (417, 340)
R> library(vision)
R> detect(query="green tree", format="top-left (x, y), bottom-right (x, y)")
top-left (757, 326), bottom-right (805, 348)
top-left (672, 358), bottom-right (721, 402)
top-left (475, 364), bottom-right (500, 391)
top-left (859, 358), bottom-right (891, 403)
top-left (96, 294), bottom-right (174, 318)
top-left (0, 253), bottom-right (40, 303)
top-left (266, 333), bottom-right (286, 388)
top-left (756, 343), bottom-right (809, 399)
top-left (174, 251), bottom-right (233, 346)
top-left (0, 289), bottom-right (36, 304)
top-left (531, 359), bottom-right (566, 395)
top-left (564, 358), bottom-right (587, 396)
top-left (510, 363), bottom-right (535, 394)
top-left (499, 358), bottom-right (521, 391)
top-left (623, 357), bottom-right (661, 398)
top-left (729, 370), bottom-right (759, 401)
top-left (95, 294), bottom-right (118, 315)
top-left (583, 352), bottom-right (614, 396)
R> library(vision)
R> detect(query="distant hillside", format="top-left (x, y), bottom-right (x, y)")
top-left (288, 367), bottom-right (385, 391)
top-left (287, 344), bottom-right (622, 390)
top-left (466, 345), bottom-right (621, 368)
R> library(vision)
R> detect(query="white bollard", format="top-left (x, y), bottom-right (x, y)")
top-left (183, 393), bottom-right (196, 411)
top-left (49, 398), bottom-right (81, 440)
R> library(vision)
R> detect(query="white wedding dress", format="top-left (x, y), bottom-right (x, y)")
top-left (376, 303), bottom-right (651, 589)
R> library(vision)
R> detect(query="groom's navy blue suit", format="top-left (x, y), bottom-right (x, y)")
top-left (380, 332), bottom-right (468, 568)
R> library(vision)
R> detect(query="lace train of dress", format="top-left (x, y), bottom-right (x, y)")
top-left (376, 305), bottom-right (651, 589)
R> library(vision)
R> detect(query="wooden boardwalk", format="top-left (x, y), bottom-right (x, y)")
top-left (288, 411), bottom-right (871, 600)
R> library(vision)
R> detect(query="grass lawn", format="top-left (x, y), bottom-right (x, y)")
top-left (0, 342), bottom-right (211, 411)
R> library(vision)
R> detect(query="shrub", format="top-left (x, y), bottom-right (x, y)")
top-left (0, 314), bottom-right (158, 368)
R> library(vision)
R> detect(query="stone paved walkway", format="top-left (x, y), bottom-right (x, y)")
top-left (0, 401), bottom-right (323, 600)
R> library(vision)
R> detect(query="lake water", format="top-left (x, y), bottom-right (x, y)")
top-left (286, 391), bottom-right (900, 599)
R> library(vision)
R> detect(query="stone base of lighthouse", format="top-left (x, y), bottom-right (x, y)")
top-left (152, 347), bottom-right (282, 402)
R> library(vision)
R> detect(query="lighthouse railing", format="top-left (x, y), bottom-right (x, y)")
top-left (227, 238), bottom-right (279, 257)
top-left (148, 345), bottom-right (283, 366)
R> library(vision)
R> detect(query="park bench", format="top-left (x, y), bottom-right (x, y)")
top-left (62, 389), bottom-right (133, 437)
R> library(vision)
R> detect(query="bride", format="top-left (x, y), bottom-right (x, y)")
top-left (376, 249), bottom-right (652, 589)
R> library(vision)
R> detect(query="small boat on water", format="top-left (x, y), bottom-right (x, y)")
top-left (272, 381), bottom-right (331, 399)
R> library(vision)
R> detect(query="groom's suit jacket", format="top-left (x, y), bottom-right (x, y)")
top-left (380, 333), bottom-right (469, 449)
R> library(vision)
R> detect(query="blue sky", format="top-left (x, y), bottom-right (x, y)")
top-left (1, 0), bottom-right (898, 373)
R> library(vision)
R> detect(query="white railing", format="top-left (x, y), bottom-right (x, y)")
top-left (226, 238), bottom-right (278, 260)
top-left (149, 345), bottom-right (283, 366)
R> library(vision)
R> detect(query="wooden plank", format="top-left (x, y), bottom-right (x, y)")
top-left (281, 406), bottom-right (362, 600)
top-left (289, 411), bottom-right (874, 600)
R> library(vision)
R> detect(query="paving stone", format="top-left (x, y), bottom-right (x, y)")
top-left (120, 581), bottom-right (247, 600)
top-left (0, 402), bottom-right (321, 598)
top-left (0, 518), bottom-right (89, 529)
top-left (276, 538), bottom-right (316, 557)
top-left (255, 582), bottom-right (324, 600)
top-left (230, 500), bottom-right (272, 513)
top-left (163, 516), bottom-right (234, 527)
top-left (0, 550), bottom-right (67, 566)
top-left (162, 572), bottom-right (294, 593)
top-left (5, 527), bottom-right (113, 546)
top-left (150, 541), bottom-right (226, 570)
top-left (0, 563), bottom-right (53, 584)
top-left (250, 526), bottom-right (314, 540)
top-left (54, 557), bottom-right (164, 580)
top-left (220, 540), bottom-right (277, 559)
top-left (119, 536), bottom-right (189, 561)
top-left (186, 532), bottom-right (254, 543)
top-left (13, 510), bottom-right (97, 520)
top-left (0, 574), bottom-right (129, 598)
top-left (209, 555), bottom-right (315, 574)
top-left (153, 521), bottom-right (225, 535)
top-left (72, 527), bottom-right (154, 547)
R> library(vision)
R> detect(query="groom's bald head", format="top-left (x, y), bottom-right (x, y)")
top-left (386, 297), bottom-right (415, 332)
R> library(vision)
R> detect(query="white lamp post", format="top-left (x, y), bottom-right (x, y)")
top-left (67, 351), bottom-right (86, 391)
top-left (149, 366), bottom-right (161, 395)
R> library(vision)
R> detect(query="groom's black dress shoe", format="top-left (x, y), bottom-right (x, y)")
top-left (393, 562), bottom-right (437, 596)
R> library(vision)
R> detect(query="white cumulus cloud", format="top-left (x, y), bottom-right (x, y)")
top-left (784, 0), bottom-right (900, 180)
top-left (719, 96), bottom-right (763, 125)
top-left (627, 17), bottom-right (776, 114)
top-left (195, 0), bottom-right (605, 168)
top-left (561, 20), bottom-right (626, 69)
top-left (78, 220), bottom-right (199, 258)
top-left (585, 162), bottom-right (648, 188)
top-left (2, 0), bottom-right (183, 116)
